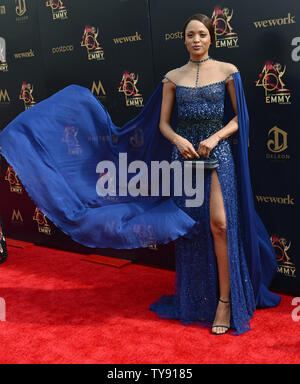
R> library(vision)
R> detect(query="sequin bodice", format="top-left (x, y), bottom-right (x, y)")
top-left (172, 80), bottom-right (231, 162)
top-left (176, 81), bottom-right (226, 122)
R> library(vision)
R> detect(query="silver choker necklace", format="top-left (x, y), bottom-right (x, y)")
top-left (189, 56), bottom-right (211, 64)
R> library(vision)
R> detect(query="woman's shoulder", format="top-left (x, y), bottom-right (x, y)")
top-left (216, 60), bottom-right (239, 76)
top-left (163, 67), bottom-right (184, 84)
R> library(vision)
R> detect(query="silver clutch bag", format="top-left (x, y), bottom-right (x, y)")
top-left (184, 157), bottom-right (219, 170)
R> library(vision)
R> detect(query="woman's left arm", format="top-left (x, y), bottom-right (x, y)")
top-left (213, 64), bottom-right (239, 142)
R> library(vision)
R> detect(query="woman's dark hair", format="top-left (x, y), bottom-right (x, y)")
top-left (182, 13), bottom-right (215, 44)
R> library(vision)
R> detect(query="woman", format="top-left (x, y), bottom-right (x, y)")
top-left (0, 14), bottom-right (280, 335)
top-left (149, 13), bottom-right (249, 335)
top-left (149, 13), bottom-right (281, 335)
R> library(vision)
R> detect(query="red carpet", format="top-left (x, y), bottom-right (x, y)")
top-left (0, 243), bottom-right (299, 364)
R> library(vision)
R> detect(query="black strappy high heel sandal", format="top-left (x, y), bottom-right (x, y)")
top-left (211, 298), bottom-right (231, 335)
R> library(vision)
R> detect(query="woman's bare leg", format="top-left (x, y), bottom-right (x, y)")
top-left (209, 169), bottom-right (231, 334)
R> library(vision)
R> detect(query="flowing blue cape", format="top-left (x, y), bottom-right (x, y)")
top-left (0, 72), bottom-right (280, 308)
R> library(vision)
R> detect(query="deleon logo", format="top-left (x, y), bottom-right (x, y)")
top-left (5, 166), bottom-right (23, 194)
top-left (271, 234), bottom-right (296, 278)
top-left (15, 0), bottom-right (27, 17)
top-left (255, 61), bottom-right (291, 104)
top-left (46, 0), bottom-right (68, 20)
top-left (19, 82), bottom-right (36, 110)
top-left (267, 126), bottom-right (288, 152)
top-left (80, 25), bottom-right (104, 61)
top-left (0, 37), bottom-right (8, 72)
top-left (266, 126), bottom-right (290, 160)
top-left (211, 6), bottom-right (239, 48)
top-left (118, 71), bottom-right (144, 107)
top-left (62, 126), bottom-right (82, 155)
top-left (129, 127), bottom-right (144, 150)
top-left (33, 207), bottom-right (51, 235)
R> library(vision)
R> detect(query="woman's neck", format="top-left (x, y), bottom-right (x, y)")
top-left (188, 53), bottom-right (211, 69)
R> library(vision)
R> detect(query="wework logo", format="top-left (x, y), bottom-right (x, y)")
top-left (253, 13), bottom-right (296, 28)
top-left (256, 194), bottom-right (295, 205)
top-left (113, 32), bottom-right (142, 44)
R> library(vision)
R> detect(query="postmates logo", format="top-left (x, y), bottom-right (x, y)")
top-left (5, 166), bottom-right (23, 194)
top-left (118, 71), bottom-right (144, 107)
top-left (271, 234), bottom-right (296, 278)
top-left (255, 61), bottom-right (291, 104)
top-left (45, 0), bottom-right (68, 20)
top-left (19, 82), bottom-right (36, 110)
top-left (80, 25), bottom-right (105, 61)
top-left (211, 6), bottom-right (239, 48)
top-left (33, 207), bottom-right (51, 235)
top-left (0, 37), bottom-right (8, 72)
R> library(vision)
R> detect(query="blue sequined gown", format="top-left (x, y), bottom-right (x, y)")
top-left (149, 75), bottom-right (256, 335)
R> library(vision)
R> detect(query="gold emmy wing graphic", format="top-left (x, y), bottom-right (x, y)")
top-left (211, 6), bottom-right (239, 47)
top-left (19, 82), bottom-right (36, 110)
top-left (80, 25), bottom-right (104, 60)
top-left (118, 71), bottom-right (144, 107)
top-left (256, 61), bottom-right (291, 104)
top-left (45, 0), bottom-right (68, 20)
top-left (33, 207), bottom-right (51, 235)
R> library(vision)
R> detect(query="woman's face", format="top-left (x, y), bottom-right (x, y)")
top-left (184, 20), bottom-right (211, 57)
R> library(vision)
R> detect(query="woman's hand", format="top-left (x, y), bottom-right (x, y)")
top-left (197, 135), bottom-right (220, 158)
top-left (175, 137), bottom-right (200, 159)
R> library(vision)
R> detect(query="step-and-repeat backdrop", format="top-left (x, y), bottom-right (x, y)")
top-left (0, 0), bottom-right (299, 296)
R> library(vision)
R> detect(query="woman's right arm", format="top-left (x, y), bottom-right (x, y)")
top-left (159, 77), bottom-right (200, 159)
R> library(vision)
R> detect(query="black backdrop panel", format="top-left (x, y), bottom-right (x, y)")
top-left (0, 0), bottom-right (299, 295)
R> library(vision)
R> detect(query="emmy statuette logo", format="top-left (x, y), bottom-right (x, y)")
top-left (45, 0), bottom-right (68, 20)
top-left (118, 71), bottom-right (144, 107)
top-left (5, 166), bottom-right (23, 194)
top-left (256, 61), bottom-right (291, 104)
top-left (271, 234), bottom-right (296, 278)
top-left (19, 82), bottom-right (36, 110)
top-left (33, 207), bottom-right (51, 235)
top-left (80, 25), bottom-right (105, 61)
top-left (211, 6), bottom-right (239, 48)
